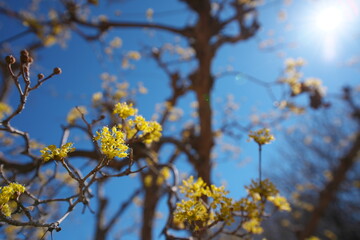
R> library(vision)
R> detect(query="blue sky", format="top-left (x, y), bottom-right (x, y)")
top-left (1, 0), bottom-right (360, 239)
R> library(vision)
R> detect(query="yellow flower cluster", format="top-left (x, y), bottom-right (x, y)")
top-left (127, 51), bottom-right (141, 60)
top-left (0, 132), bottom-right (14, 146)
top-left (92, 92), bottom-right (103, 106)
top-left (66, 106), bottom-right (87, 124)
top-left (110, 37), bottom-right (122, 48)
top-left (146, 8), bottom-right (154, 21)
top-left (174, 176), bottom-right (234, 231)
top-left (0, 102), bottom-right (12, 119)
top-left (245, 179), bottom-right (291, 211)
top-left (94, 126), bottom-right (129, 159)
top-left (306, 237), bottom-right (320, 240)
top-left (40, 142), bottom-right (75, 161)
top-left (113, 82), bottom-right (129, 100)
top-left (280, 58), bottom-right (325, 100)
top-left (113, 102), bottom-right (138, 119)
top-left (242, 218), bottom-right (263, 234)
top-left (144, 167), bottom-right (171, 187)
top-left (267, 194), bottom-right (291, 211)
top-left (122, 51), bottom-right (141, 69)
top-left (280, 101), bottom-right (306, 115)
top-left (174, 177), bottom-right (291, 234)
top-left (291, 184), bottom-right (316, 212)
top-left (114, 103), bottom-right (162, 144)
top-left (248, 128), bottom-right (275, 145)
top-left (0, 183), bottom-right (26, 217)
top-left (304, 77), bottom-right (326, 96)
top-left (127, 116), bottom-right (162, 144)
top-left (280, 58), bottom-right (305, 95)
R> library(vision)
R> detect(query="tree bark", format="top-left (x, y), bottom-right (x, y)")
top-left (141, 181), bottom-right (160, 240)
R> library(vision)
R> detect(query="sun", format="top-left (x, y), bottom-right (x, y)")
top-left (314, 6), bottom-right (345, 33)
top-left (306, 0), bottom-right (357, 60)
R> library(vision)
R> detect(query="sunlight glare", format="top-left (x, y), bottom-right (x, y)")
top-left (315, 6), bottom-right (345, 33)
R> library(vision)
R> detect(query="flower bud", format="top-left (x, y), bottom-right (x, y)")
top-left (20, 49), bottom-right (29, 57)
top-left (5, 55), bottom-right (16, 64)
top-left (20, 50), bottom-right (31, 63)
top-left (38, 73), bottom-right (45, 80)
top-left (53, 67), bottom-right (62, 75)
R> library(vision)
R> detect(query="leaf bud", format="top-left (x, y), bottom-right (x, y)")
top-left (5, 55), bottom-right (16, 64)
top-left (53, 67), bottom-right (62, 75)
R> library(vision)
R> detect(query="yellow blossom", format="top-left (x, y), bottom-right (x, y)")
top-left (141, 121), bottom-right (162, 144)
top-left (122, 58), bottom-right (130, 69)
top-left (43, 35), bottom-right (57, 46)
top-left (324, 230), bottom-right (337, 240)
top-left (113, 102), bottom-right (137, 119)
top-left (281, 219), bottom-right (291, 227)
top-left (98, 15), bottom-right (108, 22)
top-left (94, 126), bottom-right (129, 159)
top-left (156, 167), bottom-right (171, 185)
top-left (285, 57), bottom-right (306, 69)
top-left (127, 51), bottom-right (141, 60)
top-left (168, 108), bottom-right (183, 122)
top-left (0, 102), bottom-right (12, 119)
top-left (304, 77), bottom-right (322, 88)
top-left (66, 106), bottom-right (87, 124)
top-left (92, 92), bottom-right (103, 105)
top-left (174, 177), bottom-right (290, 234)
top-left (110, 37), bottom-right (122, 48)
top-left (267, 194), bottom-right (291, 211)
top-left (146, 8), bottom-right (154, 21)
top-left (287, 102), bottom-right (306, 114)
top-left (140, 122), bottom-right (162, 143)
top-left (0, 182), bottom-right (26, 217)
top-left (174, 176), bottom-right (235, 230)
top-left (304, 77), bottom-right (326, 96)
top-left (29, 140), bottom-right (45, 150)
top-left (112, 82), bottom-right (129, 100)
top-left (306, 236), bottom-right (320, 240)
top-left (248, 128), bottom-right (275, 145)
top-left (40, 142), bottom-right (75, 161)
top-left (138, 82), bottom-right (148, 94)
top-left (144, 175), bottom-right (153, 187)
top-left (1, 203), bottom-right (11, 217)
top-left (126, 115), bottom-right (162, 144)
top-left (243, 218), bottom-right (263, 234)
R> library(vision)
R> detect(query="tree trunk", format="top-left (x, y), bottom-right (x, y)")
top-left (141, 183), bottom-right (159, 240)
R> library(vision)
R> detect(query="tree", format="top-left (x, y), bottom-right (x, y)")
top-left (0, 0), bottom-right (357, 239)
top-left (263, 87), bottom-right (360, 240)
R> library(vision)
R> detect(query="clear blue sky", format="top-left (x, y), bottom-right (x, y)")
top-left (1, 0), bottom-right (359, 239)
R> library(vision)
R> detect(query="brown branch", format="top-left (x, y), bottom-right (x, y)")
top-left (70, 15), bottom-right (191, 38)
top-left (104, 188), bottom-right (142, 233)
top-left (0, 156), bottom-right (39, 173)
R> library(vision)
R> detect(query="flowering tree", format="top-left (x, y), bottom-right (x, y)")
top-left (0, 0), bottom-right (356, 240)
